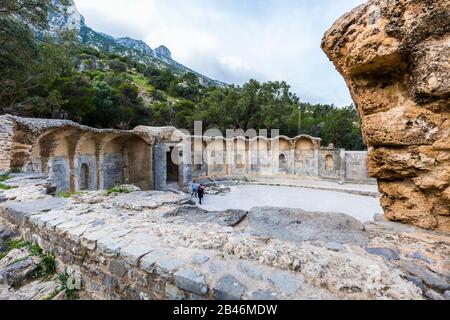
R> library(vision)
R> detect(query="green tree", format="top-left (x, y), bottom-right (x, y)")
top-left (109, 59), bottom-right (127, 72)
top-left (0, 0), bottom-right (71, 114)
top-left (52, 75), bottom-right (95, 121)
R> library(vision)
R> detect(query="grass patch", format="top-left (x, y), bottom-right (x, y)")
top-left (106, 185), bottom-right (133, 196)
top-left (0, 173), bottom-right (11, 182)
top-left (0, 240), bottom-right (43, 261)
top-left (0, 173), bottom-right (16, 190)
top-left (34, 253), bottom-right (56, 277)
top-left (0, 182), bottom-right (17, 190)
top-left (131, 72), bottom-right (154, 92)
top-left (56, 191), bottom-right (83, 198)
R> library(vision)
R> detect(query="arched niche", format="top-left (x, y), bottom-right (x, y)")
top-left (233, 138), bottom-right (247, 169)
top-left (295, 137), bottom-right (314, 152)
top-left (191, 137), bottom-right (204, 174)
top-left (102, 136), bottom-right (126, 189)
top-left (325, 154), bottom-right (334, 172)
top-left (127, 136), bottom-right (152, 190)
top-left (278, 138), bottom-right (291, 151)
top-left (207, 138), bottom-right (227, 175)
top-left (294, 137), bottom-right (317, 176)
top-left (32, 130), bottom-right (71, 191)
top-left (75, 137), bottom-right (97, 191)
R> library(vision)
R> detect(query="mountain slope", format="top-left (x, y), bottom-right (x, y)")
top-left (46, 0), bottom-right (223, 86)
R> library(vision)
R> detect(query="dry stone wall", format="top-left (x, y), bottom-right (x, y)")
top-left (0, 117), bottom-right (14, 172)
top-left (322, 0), bottom-right (450, 232)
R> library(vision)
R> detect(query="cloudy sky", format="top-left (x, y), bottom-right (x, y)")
top-left (73, 0), bottom-right (365, 106)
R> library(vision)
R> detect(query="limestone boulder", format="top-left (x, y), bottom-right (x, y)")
top-left (322, 0), bottom-right (450, 232)
top-left (246, 207), bottom-right (369, 246)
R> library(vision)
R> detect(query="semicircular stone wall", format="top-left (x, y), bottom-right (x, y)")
top-left (322, 0), bottom-right (450, 232)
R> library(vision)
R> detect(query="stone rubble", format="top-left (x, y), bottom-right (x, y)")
top-left (0, 174), bottom-right (448, 300)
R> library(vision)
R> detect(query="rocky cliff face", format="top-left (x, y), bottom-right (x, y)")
top-left (155, 45), bottom-right (172, 61)
top-left (322, 0), bottom-right (450, 233)
top-left (44, 0), bottom-right (222, 86)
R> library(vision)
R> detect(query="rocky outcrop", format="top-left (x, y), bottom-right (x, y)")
top-left (246, 207), bottom-right (369, 246)
top-left (322, 0), bottom-right (450, 232)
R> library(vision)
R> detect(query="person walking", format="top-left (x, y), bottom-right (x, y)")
top-left (191, 181), bottom-right (199, 198)
top-left (197, 184), bottom-right (205, 205)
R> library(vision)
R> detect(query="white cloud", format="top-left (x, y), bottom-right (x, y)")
top-left (73, 0), bottom-right (366, 106)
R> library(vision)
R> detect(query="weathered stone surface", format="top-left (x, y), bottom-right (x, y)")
top-left (366, 247), bottom-right (400, 261)
top-left (110, 191), bottom-right (189, 211)
top-left (268, 271), bottom-right (303, 296)
top-left (213, 275), bottom-right (247, 300)
top-left (191, 255), bottom-right (210, 265)
top-left (0, 248), bottom-right (30, 269)
top-left (165, 283), bottom-right (186, 300)
top-left (120, 243), bottom-right (154, 267)
top-left (246, 207), bottom-right (369, 246)
top-left (102, 274), bottom-right (119, 291)
top-left (140, 251), bottom-right (167, 272)
top-left (322, 0), bottom-right (450, 233)
top-left (4, 198), bottom-right (67, 225)
top-left (157, 257), bottom-right (186, 273)
top-left (445, 290), bottom-right (450, 300)
top-left (0, 278), bottom-right (60, 300)
top-left (164, 205), bottom-right (248, 227)
top-left (251, 290), bottom-right (278, 300)
top-left (174, 269), bottom-right (208, 296)
top-left (410, 252), bottom-right (432, 264)
top-left (425, 289), bottom-right (445, 301)
top-left (325, 242), bottom-right (346, 252)
top-left (399, 260), bottom-right (450, 291)
top-left (0, 257), bottom-right (39, 287)
top-left (0, 225), bottom-right (15, 242)
top-left (238, 262), bottom-right (264, 281)
top-left (108, 260), bottom-right (127, 278)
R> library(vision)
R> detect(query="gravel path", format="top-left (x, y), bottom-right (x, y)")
top-left (199, 185), bottom-right (383, 222)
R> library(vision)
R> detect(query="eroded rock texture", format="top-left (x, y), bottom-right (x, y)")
top-left (322, 0), bottom-right (450, 232)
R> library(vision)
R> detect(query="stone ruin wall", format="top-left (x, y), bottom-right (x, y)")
top-left (0, 117), bottom-right (14, 172)
top-left (322, 0), bottom-right (450, 232)
top-left (0, 115), bottom-right (155, 192)
top-left (190, 136), bottom-right (375, 185)
top-left (0, 115), bottom-right (375, 192)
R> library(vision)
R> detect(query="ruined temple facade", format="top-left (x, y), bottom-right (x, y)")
top-left (0, 115), bottom-right (373, 193)
top-left (322, 0), bottom-right (449, 232)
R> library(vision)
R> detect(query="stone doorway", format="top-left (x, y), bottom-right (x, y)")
top-left (80, 163), bottom-right (89, 190)
top-left (166, 147), bottom-right (180, 183)
top-left (279, 153), bottom-right (288, 171)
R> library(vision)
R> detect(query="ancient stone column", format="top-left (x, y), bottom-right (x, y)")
top-left (322, 0), bottom-right (449, 232)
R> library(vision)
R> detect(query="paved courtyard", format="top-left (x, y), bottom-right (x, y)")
top-left (200, 185), bottom-right (383, 222)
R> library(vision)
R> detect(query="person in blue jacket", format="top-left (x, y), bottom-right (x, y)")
top-left (191, 181), bottom-right (199, 198)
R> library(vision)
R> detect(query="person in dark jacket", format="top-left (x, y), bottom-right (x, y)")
top-left (197, 184), bottom-right (205, 205)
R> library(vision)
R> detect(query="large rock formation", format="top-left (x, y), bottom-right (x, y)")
top-left (322, 0), bottom-right (450, 232)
